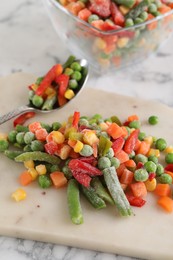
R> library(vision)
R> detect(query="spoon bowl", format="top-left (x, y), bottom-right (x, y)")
top-left (0, 59), bottom-right (89, 125)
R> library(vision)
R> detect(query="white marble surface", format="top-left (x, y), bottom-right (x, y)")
top-left (1, 0), bottom-right (173, 259)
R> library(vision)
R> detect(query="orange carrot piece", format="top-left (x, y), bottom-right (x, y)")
top-left (78, 8), bottom-right (91, 21)
top-left (116, 163), bottom-right (126, 177)
top-left (115, 150), bottom-right (129, 163)
top-left (136, 141), bottom-right (150, 155)
top-left (68, 139), bottom-right (77, 148)
top-left (147, 14), bottom-right (157, 30)
top-left (19, 171), bottom-right (33, 186)
top-left (124, 159), bottom-right (136, 170)
top-left (155, 183), bottom-right (171, 197)
top-left (120, 168), bottom-right (134, 185)
top-left (107, 123), bottom-right (124, 139)
top-left (127, 114), bottom-right (139, 122)
top-left (50, 171), bottom-right (67, 188)
top-left (157, 196), bottom-right (173, 213)
top-left (130, 182), bottom-right (147, 198)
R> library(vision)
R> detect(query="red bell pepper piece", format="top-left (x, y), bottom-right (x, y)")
top-left (112, 136), bottom-right (125, 155)
top-left (123, 129), bottom-right (139, 154)
top-left (44, 141), bottom-right (59, 155)
top-left (68, 159), bottom-right (102, 176)
top-left (165, 164), bottom-right (173, 172)
top-left (72, 111), bottom-right (80, 128)
top-left (57, 94), bottom-right (67, 107)
top-left (13, 112), bottom-right (35, 127)
top-left (110, 2), bottom-right (125, 27)
top-left (89, 0), bottom-right (111, 18)
top-left (72, 170), bottom-right (91, 187)
top-left (35, 64), bottom-right (63, 96)
top-left (55, 74), bottom-right (69, 97)
top-left (126, 194), bottom-right (146, 207)
top-left (78, 156), bottom-right (97, 166)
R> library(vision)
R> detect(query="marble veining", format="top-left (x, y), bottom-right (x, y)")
top-left (1, 0), bottom-right (173, 259)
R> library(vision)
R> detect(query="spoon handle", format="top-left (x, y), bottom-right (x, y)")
top-left (0, 105), bottom-right (34, 125)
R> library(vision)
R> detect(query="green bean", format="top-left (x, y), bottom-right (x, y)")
top-left (91, 177), bottom-right (114, 205)
top-left (103, 167), bottom-right (133, 216)
top-left (35, 77), bottom-right (44, 85)
top-left (114, 0), bottom-right (136, 8)
top-left (15, 151), bottom-right (60, 165)
top-left (52, 122), bottom-right (62, 131)
top-left (62, 165), bottom-right (73, 179)
top-left (42, 95), bottom-right (57, 110)
top-left (15, 125), bottom-right (29, 133)
top-left (4, 150), bottom-right (23, 160)
top-left (0, 140), bottom-right (9, 152)
top-left (126, 0), bottom-right (150, 19)
top-left (50, 164), bottom-right (60, 172)
top-left (63, 55), bottom-right (76, 69)
top-left (67, 179), bottom-right (83, 224)
top-left (81, 185), bottom-right (106, 209)
top-left (8, 130), bottom-right (17, 143)
top-left (40, 123), bottom-right (52, 133)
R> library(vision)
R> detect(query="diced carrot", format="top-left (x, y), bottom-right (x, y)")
top-left (158, 4), bottom-right (171, 14)
top-left (127, 114), bottom-right (139, 122)
top-left (66, 1), bottom-right (85, 16)
top-left (78, 8), bottom-right (91, 21)
top-left (124, 159), bottom-right (136, 170)
top-left (107, 123), bottom-right (124, 139)
top-left (134, 139), bottom-right (141, 151)
top-left (35, 128), bottom-right (48, 141)
top-left (120, 168), bottom-right (134, 185)
top-left (68, 139), bottom-right (77, 148)
top-left (136, 141), bottom-right (150, 155)
top-left (130, 182), bottom-right (147, 198)
top-left (50, 171), bottom-right (67, 188)
top-left (116, 163), bottom-right (126, 177)
top-left (147, 14), bottom-right (157, 30)
top-left (69, 149), bottom-right (80, 158)
top-left (120, 183), bottom-right (128, 191)
top-left (155, 183), bottom-right (171, 197)
top-left (19, 171), bottom-right (33, 186)
top-left (115, 150), bottom-right (129, 163)
top-left (112, 56), bottom-right (121, 67)
top-left (92, 142), bottom-right (98, 158)
top-left (121, 126), bottom-right (129, 138)
top-left (157, 196), bottom-right (173, 213)
top-left (29, 122), bottom-right (42, 133)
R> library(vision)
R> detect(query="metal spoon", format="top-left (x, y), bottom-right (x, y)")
top-left (0, 59), bottom-right (89, 125)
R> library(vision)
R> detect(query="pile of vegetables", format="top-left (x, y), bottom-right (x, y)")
top-left (1, 111), bottom-right (173, 224)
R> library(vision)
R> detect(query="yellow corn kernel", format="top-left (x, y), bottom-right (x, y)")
top-left (117, 37), bottom-right (129, 48)
top-left (30, 84), bottom-right (38, 91)
top-left (74, 140), bottom-right (84, 153)
top-left (24, 160), bottom-right (35, 169)
top-left (165, 146), bottom-right (173, 154)
top-left (28, 168), bottom-right (38, 180)
top-left (52, 131), bottom-right (65, 144)
top-left (119, 5), bottom-right (130, 15)
top-left (83, 131), bottom-right (99, 146)
top-left (45, 87), bottom-right (56, 96)
top-left (59, 0), bottom-right (67, 5)
top-left (35, 164), bottom-right (47, 175)
top-left (11, 188), bottom-right (27, 202)
top-left (99, 122), bottom-right (109, 131)
top-left (144, 136), bottom-right (153, 146)
top-left (0, 133), bottom-right (8, 140)
top-left (94, 38), bottom-right (106, 50)
top-left (59, 145), bottom-right (71, 160)
top-left (144, 178), bottom-right (157, 192)
top-left (64, 89), bottom-right (75, 100)
top-left (147, 148), bottom-right (160, 158)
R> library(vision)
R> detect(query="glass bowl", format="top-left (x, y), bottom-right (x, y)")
top-left (44, 0), bottom-right (173, 73)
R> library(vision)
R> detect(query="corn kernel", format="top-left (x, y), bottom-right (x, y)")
top-left (52, 131), bottom-right (65, 144)
top-left (144, 136), bottom-right (153, 145)
top-left (74, 140), bottom-right (84, 153)
top-left (28, 168), bottom-right (38, 180)
top-left (117, 37), bottom-right (129, 48)
top-left (147, 148), bottom-right (160, 158)
top-left (119, 5), bottom-right (130, 15)
top-left (45, 87), bottom-right (56, 96)
top-left (59, 0), bottom-right (67, 5)
top-left (24, 160), bottom-right (35, 169)
top-left (165, 146), bottom-right (173, 154)
top-left (59, 145), bottom-right (71, 160)
top-left (11, 188), bottom-right (27, 202)
top-left (0, 133), bottom-right (8, 141)
top-left (94, 38), bottom-right (106, 50)
top-left (99, 122), bottom-right (109, 131)
top-left (144, 178), bottom-right (157, 192)
top-left (83, 130), bottom-right (99, 146)
top-left (30, 84), bottom-right (38, 91)
top-left (35, 164), bottom-right (47, 175)
top-left (64, 89), bottom-right (75, 100)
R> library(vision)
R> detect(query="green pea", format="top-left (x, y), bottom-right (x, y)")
top-left (79, 118), bottom-right (89, 127)
top-left (129, 120), bottom-right (141, 129)
top-left (134, 17), bottom-right (144, 24)
top-left (32, 94), bottom-right (44, 108)
top-left (134, 168), bottom-right (148, 182)
top-left (16, 132), bottom-right (25, 145)
top-left (165, 153), bottom-right (173, 164)
top-left (8, 130), bottom-right (17, 143)
top-left (125, 18), bottom-right (134, 27)
top-left (50, 164), bottom-right (60, 172)
top-left (52, 122), bottom-right (61, 131)
top-left (159, 174), bottom-right (172, 184)
top-left (138, 132), bottom-right (146, 141)
top-left (70, 62), bottom-right (82, 72)
top-left (71, 71), bottom-right (82, 81)
top-left (144, 161), bottom-right (157, 173)
top-left (110, 157), bottom-right (120, 169)
top-left (69, 79), bottom-right (78, 89)
top-left (41, 123), bottom-right (52, 133)
top-left (139, 11), bottom-right (148, 21)
top-left (155, 138), bottom-right (167, 151)
top-left (88, 14), bottom-right (99, 24)
top-left (31, 140), bottom-right (44, 152)
top-left (134, 154), bottom-right (148, 164)
top-left (0, 140), bottom-right (9, 152)
top-left (148, 115), bottom-right (158, 125)
top-left (79, 144), bottom-right (93, 157)
top-left (98, 157), bottom-right (111, 170)
top-left (64, 68), bottom-right (74, 76)
top-left (105, 148), bottom-right (114, 159)
top-left (148, 3), bottom-right (157, 14)
top-left (129, 151), bottom-right (135, 159)
top-left (148, 155), bottom-right (158, 164)
top-left (24, 132), bottom-right (35, 144)
top-left (156, 164), bottom-right (164, 177)
top-left (38, 175), bottom-right (52, 188)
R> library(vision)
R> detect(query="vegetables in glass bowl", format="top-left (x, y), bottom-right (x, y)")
top-left (44, 0), bottom-right (173, 73)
